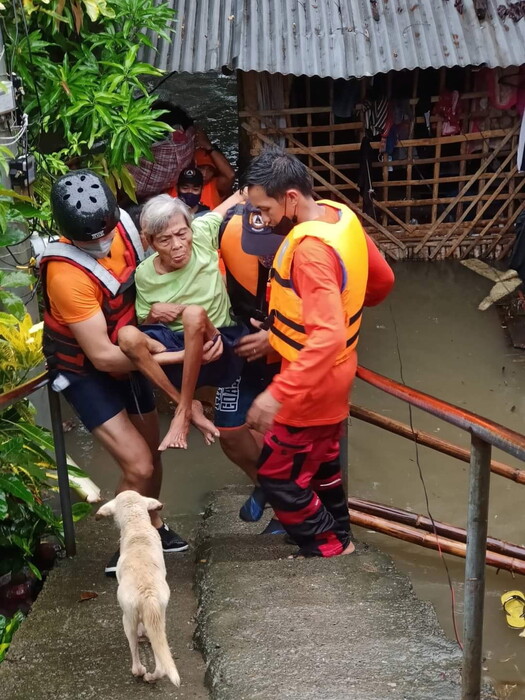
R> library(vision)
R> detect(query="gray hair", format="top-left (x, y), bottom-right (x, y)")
top-left (140, 194), bottom-right (192, 239)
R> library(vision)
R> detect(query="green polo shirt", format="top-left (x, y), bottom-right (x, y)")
top-left (135, 212), bottom-right (234, 332)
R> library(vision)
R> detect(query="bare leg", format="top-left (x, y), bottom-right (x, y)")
top-left (129, 410), bottom-right (163, 528)
top-left (159, 305), bottom-right (219, 450)
top-left (92, 409), bottom-right (163, 528)
top-left (219, 425), bottom-right (262, 483)
top-left (118, 323), bottom-right (218, 450)
top-left (123, 613), bottom-right (146, 678)
top-left (118, 325), bottom-right (183, 407)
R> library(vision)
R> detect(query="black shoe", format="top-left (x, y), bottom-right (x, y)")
top-left (157, 523), bottom-right (189, 553)
top-left (105, 549), bottom-right (119, 577)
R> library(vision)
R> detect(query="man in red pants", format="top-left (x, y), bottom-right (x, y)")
top-left (245, 148), bottom-right (394, 557)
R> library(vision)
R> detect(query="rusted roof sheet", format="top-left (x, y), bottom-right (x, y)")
top-left (145, 0), bottom-right (525, 78)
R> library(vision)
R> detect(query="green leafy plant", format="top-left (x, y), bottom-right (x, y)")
top-left (0, 611), bottom-right (24, 662)
top-left (6, 0), bottom-right (176, 204)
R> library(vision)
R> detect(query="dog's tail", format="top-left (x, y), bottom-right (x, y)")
top-left (142, 596), bottom-right (181, 687)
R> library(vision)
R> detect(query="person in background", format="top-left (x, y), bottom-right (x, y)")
top-left (244, 148), bottom-right (395, 559)
top-left (194, 129), bottom-right (235, 208)
top-left (128, 101), bottom-right (195, 201)
top-left (174, 167), bottom-right (210, 218)
top-left (40, 170), bottom-right (189, 577)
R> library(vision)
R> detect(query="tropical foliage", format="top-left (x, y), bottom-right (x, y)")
top-left (0, 611), bottom-right (24, 662)
top-left (5, 0), bottom-right (176, 205)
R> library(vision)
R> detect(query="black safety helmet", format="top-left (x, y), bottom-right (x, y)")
top-left (51, 169), bottom-right (120, 242)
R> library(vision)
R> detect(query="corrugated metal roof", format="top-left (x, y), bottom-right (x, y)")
top-left (144, 0), bottom-right (525, 78)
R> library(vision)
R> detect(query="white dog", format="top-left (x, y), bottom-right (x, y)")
top-left (96, 491), bottom-right (180, 686)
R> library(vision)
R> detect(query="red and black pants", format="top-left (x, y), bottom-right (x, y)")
top-left (256, 421), bottom-right (351, 557)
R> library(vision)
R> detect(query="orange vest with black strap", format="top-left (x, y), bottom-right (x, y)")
top-left (219, 205), bottom-right (281, 365)
top-left (40, 209), bottom-right (145, 375)
top-left (269, 201), bottom-right (368, 364)
top-left (219, 204), bottom-right (270, 324)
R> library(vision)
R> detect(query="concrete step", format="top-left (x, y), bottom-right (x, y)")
top-left (0, 514), bottom-right (208, 700)
top-left (195, 486), bottom-right (496, 700)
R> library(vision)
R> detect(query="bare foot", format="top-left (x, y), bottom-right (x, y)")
top-left (340, 541), bottom-right (356, 556)
top-left (159, 409), bottom-right (191, 450)
top-left (287, 541), bottom-right (355, 560)
top-left (190, 399), bottom-right (220, 446)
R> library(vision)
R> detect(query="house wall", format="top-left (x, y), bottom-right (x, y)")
top-left (239, 67), bottom-right (524, 261)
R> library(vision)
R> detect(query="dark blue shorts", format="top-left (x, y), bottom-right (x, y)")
top-left (139, 323), bottom-right (248, 389)
top-left (214, 360), bottom-right (281, 429)
top-left (59, 370), bottom-right (156, 432)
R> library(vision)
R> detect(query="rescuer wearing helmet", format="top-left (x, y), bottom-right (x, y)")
top-left (244, 148), bottom-right (394, 558)
top-left (40, 169), bottom-right (201, 575)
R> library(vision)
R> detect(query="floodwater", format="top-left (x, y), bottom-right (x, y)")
top-left (57, 75), bottom-right (525, 697)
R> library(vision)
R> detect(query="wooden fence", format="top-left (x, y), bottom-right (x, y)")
top-left (239, 68), bottom-right (523, 261)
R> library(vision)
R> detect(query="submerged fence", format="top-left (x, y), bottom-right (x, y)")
top-left (353, 365), bottom-right (525, 700)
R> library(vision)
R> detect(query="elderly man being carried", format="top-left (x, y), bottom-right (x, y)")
top-left (117, 192), bottom-right (248, 451)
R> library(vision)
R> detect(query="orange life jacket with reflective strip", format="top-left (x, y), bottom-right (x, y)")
top-left (40, 209), bottom-right (145, 375)
top-left (268, 201), bottom-right (368, 364)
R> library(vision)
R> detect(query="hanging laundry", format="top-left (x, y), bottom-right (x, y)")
top-left (358, 135), bottom-right (376, 217)
top-left (434, 91), bottom-right (462, 136)
top-left (387, 99), bottom-right (413, 160)
top-left (487, 67), bottom-right (518, 110)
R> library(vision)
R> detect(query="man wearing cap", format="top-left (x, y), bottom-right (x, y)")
top-left (215, 202), bottom-right (284, 532)
top-left (40, 170), bottom-right (193, 576)
top-left (171, 167), bottom-right (210, 218)
top-left (244, 148), bottom-right (395, 558)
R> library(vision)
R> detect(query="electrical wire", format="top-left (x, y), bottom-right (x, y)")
top-left (389, 301), bottom-right (463, 650)
top-left (0, 112), bottom-right (28, 146)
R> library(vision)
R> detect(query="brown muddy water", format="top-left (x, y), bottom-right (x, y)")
top-left (57, 261), bottom-right (525, 698)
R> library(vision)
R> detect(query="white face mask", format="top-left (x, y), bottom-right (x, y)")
top-left (74, 235), bottom-right (114, 259)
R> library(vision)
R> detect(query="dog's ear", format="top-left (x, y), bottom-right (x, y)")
top-left (95, 499), bottom-right (116, 520)
top-left (145, 498), bottom-right (163, 512)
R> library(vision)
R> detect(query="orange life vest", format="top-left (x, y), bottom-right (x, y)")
top-left (269, 201), bottom-right (368, 364)
top-left (200, 180), bottom-right (222, 210)
top-left (40, 210), bottom-right (144, 375)
top-left (219, 205), bottom-right (280, 364)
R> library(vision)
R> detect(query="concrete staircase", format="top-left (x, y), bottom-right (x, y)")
top-left (194, 486), bottom-right (495, 700)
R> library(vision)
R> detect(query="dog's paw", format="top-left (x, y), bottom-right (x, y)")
top-left (132, 664), bottom-right (147, 678)
top-left (143, 672), bottom-right (158, 683)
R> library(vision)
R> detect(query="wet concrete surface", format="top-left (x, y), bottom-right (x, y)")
top-left (18, 261), bottom-right (525, 699)
top-left (195, 486), bottom-right (477, 700)
top-left (0, 514), bottom-right (208, 700)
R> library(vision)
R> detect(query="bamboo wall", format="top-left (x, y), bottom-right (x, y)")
top-left (239, 68), bottom-right (523, 261)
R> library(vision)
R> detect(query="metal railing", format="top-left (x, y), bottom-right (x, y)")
top-left (354, 365), bottom-right (525, 700)
top-left (0, 372), bottom-right (76, 557)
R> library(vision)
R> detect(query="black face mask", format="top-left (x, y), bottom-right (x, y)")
top-left (273, 200), bottom-right (297, 237)
top-left (179, 191), bottom-right (201, 208)
top-left (273, 216), bottom-right (296, 237)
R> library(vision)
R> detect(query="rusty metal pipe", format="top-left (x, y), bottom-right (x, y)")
top-left (348, 497), bottom-right (525, 561)
top-left (356, 365), bottom-right (525, 461)
top-left (350, 403), bottom-right (525, 484)
top-left (349, 507), bottom-right (525, 576)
